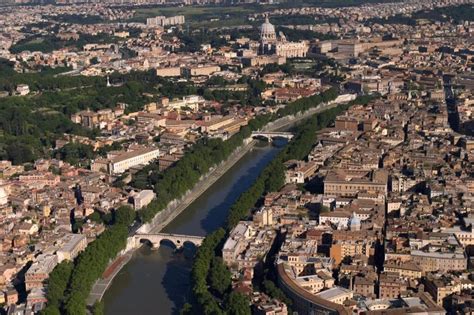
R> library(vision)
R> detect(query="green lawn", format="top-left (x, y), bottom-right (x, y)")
top-left (130, 4), bottom-right (264, 28)
top-left (128, 0), bottom-right (402, 28)
top-left (133, 5), bottom-right (254, 19)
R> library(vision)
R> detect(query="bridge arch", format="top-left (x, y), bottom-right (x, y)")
top-left (138, 238), bottom-right (156, 248)
top-left (252, 134), bottom-right (273, 142)
top-left (181, 240), bottom-right (200, 250)
top-left (251, 131), bottom-right (294, 142)
top-left (133, 233), bottom-right (205, 250)
top-left (159, 238), bottom-right (179, 249)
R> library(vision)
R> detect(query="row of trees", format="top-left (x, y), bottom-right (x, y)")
top-left (188, 227), bottom-right (252, 315)
top-left (41, 206), bottom-right (136, 315)
top-left (42, 261), bottom-right (73, 313)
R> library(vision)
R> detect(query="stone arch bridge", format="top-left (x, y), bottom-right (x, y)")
top-left (251, 131), bottom-right (294, 142)
top-left (130, 232), bottom-right (205, 249)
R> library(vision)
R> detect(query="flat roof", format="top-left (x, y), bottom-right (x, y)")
top-left (316, 286), bottom-right (352, 300)
top-left (111, 147), bottom-right (160, 164)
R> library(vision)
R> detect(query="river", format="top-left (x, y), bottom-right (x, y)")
top-left (103, 140), bottom-right (286, 314)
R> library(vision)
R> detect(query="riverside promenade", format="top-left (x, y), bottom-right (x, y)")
top-left (86, 98), bottom-right (349, 306)
top-left (86, 251), bottom-right (133, 306)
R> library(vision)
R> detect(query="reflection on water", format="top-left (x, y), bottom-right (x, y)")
top-left (163, 141), bottom-right (286, 236)
top-left (104, 141), bottom-right (285, 315)
top-left (103, 244), bottom-right (195, 315)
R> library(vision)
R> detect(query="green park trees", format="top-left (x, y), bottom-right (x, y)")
top-left (191, 228), bottom-right (226, 315)
top-left (209, 257), bottom-right (232, 296)
top-left (63, 224), bottom-right (129, 315)
top-left (114, 205), bottom-right (136, 226)
top-left (40, 261), bottom-right (73, 314)
top-left (92, 301), bottom-right (105, 315)
top-left (56, 143), bottom-right (95, 166)
top-left (226, 292), bottom-right (251, 315)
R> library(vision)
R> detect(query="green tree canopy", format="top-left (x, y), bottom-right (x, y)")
top-left (226, 292), bottom-right (251, 315)
top-left (114, 205), bottom-right (136, 226)
top-left (208, 256), bottom-right (231, 296)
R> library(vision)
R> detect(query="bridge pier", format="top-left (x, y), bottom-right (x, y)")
top-left (147, 241), bottom-right (161, 249)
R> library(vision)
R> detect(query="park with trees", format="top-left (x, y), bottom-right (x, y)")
top-left (0, 60), bottom-right (276, 166)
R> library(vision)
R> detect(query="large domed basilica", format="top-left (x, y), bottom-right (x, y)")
top-left (258, 16), bottom-right (308, 58)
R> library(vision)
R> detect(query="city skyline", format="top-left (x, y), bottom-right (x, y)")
top-left (0, 0), bottom-right (472, 314)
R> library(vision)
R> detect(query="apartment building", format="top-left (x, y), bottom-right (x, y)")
top-left (25, 254), bottom-right (58, 290)
top-left (383, 260), bottom-right (423, 279)
top-left (182, 65), bottom-right (220, 77)
top-left (56, 234), bottom-right (87, 263)
top-left (424, 275), bottom-right (462, 306)
top-left (146, 15), bottom-right (185, 27)
top-left (378, 273), bottom-right (407, 299)
top-left (410, 250), bottom-right (467, 273)
top-left (133, 190), bottom-right (156, 210)
top-left (324, 169), bottom-right (388, 197)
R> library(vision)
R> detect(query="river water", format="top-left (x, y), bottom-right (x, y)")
top-left (103, 140), bottom-right (285, 314)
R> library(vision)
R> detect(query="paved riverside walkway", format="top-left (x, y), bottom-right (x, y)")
top-left (86, 251), bottom-right (133, 306)
top-left (86, 100), bottom-right (340, 306)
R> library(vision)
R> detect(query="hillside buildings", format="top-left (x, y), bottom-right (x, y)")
top-left (324, 169), bottom-right (389, 197)
top-left (56, 234), bottom-right (88, 263)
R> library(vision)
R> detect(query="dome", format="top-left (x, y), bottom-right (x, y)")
top-left (260, 17), bottom-right (276, 41)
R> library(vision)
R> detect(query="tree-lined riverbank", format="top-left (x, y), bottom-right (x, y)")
top-left (42, 88), bottom-right (340, 315)
top-left (188, 95), bottom-right (375, 314)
